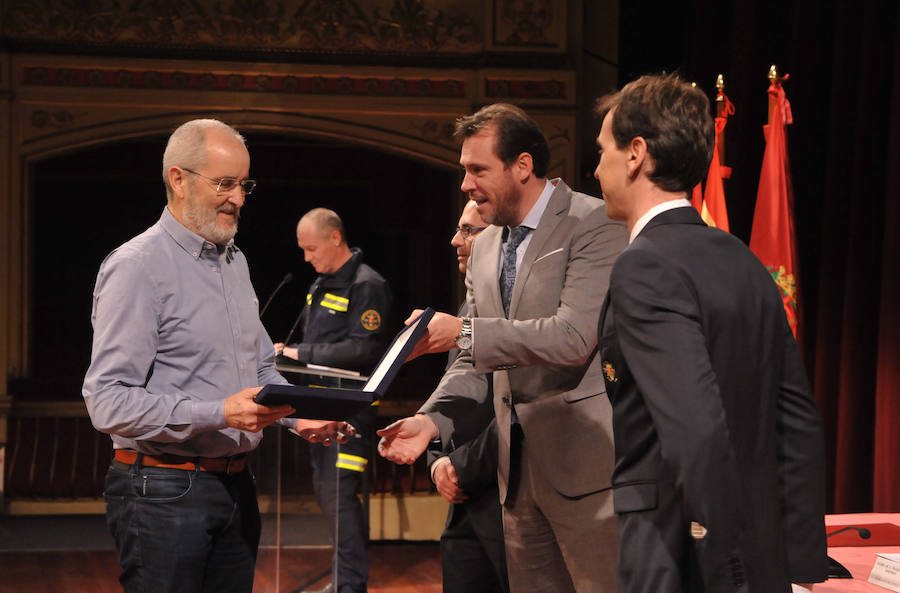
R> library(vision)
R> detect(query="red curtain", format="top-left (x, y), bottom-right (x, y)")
top-left (675, 0), bottom-right (900, 512)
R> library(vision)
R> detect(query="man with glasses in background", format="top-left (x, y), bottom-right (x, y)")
top-left (83, 118), bottom-right (351, 593)
top-left (427, 199), bottom-right (508, 593)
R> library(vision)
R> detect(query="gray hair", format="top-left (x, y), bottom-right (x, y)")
top-left (161, 119), bottom-right (246, 200)
top-left (298, 208), bottom-right (346, 243)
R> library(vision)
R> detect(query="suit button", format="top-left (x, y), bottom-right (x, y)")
top-left (501, 396), bottom-right (511, 406)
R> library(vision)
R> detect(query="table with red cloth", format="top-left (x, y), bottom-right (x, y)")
top-left (810, 513), bottom-right (900, 592)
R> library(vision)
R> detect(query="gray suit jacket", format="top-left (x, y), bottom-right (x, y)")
top-left (419, 180), bottom-right (627, 503)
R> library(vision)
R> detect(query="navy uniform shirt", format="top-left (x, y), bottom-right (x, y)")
top-left (291, 248), bottom-right (392, 374)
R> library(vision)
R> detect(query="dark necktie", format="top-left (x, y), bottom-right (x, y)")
top-left (499, 226), bottom-right (530, 317)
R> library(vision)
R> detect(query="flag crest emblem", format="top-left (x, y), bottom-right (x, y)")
top-left (603, 361), bottom-right (619, 383)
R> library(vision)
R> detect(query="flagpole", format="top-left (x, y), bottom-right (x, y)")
top-left (715, 74), bottom-right (726, 164)
top-left (767, 64), bottom-right (779, 123)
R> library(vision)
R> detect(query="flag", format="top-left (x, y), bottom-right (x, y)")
top-left (702, 93), bottom-right (735, 231)
top-left (750, 77), bottom-right (801, 339)
top-left (691, 183), bottom-right (703, 213)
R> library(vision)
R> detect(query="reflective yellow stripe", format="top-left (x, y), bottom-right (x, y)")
top-left (320, 292), bottom-right (349, 312)
top-left (306, 293), bottom-right (312, 305)
top-left (335, 453), bottom-right (368, 472)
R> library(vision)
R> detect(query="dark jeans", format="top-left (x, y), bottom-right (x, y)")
top-left (310, 405), bottom-right (376, 593)
top-left (104, 461), bottom-right (261, 593)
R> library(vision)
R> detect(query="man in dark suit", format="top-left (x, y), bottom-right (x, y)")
top-left (378, 103), bottom-right (628, 592)
top-left (429, 199), bottom-right (508, 593)
top-left (594, 73), bottom-right (827, 593)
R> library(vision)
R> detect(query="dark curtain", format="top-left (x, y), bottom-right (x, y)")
top-left (619, 0), bottom-right (900, 512)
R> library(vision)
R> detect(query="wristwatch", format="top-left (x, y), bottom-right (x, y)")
top-left (455, 317), bottom-right (473, 351)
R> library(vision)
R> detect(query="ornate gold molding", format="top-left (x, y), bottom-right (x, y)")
top-left (485, 77), bottom-right (566, 99)
top-left (22, 65), bottom-right (468, 97)
top-left (2, 0), bottom-right (481, 54)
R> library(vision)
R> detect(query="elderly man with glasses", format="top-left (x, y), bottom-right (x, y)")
top-left (83, 118), bottom-right (352, 593)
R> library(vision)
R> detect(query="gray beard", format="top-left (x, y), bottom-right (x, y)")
top-left (184, 197), bottom-right (239, 245)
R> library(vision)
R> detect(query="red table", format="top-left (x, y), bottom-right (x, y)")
top-left (809, 514), bottom-right (900, 592)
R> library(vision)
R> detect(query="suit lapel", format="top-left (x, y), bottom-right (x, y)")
top-left (509, 181), bottom-right (571, 318)
top-left (472, 224), bottom-right (504, 317)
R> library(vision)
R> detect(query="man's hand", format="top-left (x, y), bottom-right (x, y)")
top-left (225, 387), bottom-right (294, 432)
top-left (376, 414), bottom-right (439, 464)
top-left (405, 309), bottom-right (463, 360)
top-left (294, 419), bottom-right (356, 446)
top-left (432, 457), bottom-right (468, 504)
top-left (273, 342), bottom-right (299, 360)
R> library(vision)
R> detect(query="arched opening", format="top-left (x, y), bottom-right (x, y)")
top-left (21, 130), bottom-right (462, 405)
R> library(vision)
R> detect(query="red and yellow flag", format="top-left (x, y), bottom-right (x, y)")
top-left (750, 75), bottom-right (801, 339)
top-left (701, 92), bottom-right (734, 231)
top-left (691, 183), bottom-right (703, 213)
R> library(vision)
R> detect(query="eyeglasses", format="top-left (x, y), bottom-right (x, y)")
top-left (455, 225), bottom-right (487, 238)
top-left (182, 167), bottom-right (257, 196)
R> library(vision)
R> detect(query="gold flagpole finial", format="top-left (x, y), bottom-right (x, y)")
top-left (768, 65), bottom-right (778, 83)
top-left (716, 74), bottom-right (724, 91)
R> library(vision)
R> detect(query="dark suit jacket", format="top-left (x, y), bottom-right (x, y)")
top-left (420, 180), bottom-right (628, 504)
top-left (598, 207), bottom-right (827, 593)
top-left (427, 303), bottom-right (504, 543)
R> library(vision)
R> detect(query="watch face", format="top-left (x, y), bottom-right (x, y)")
top-left (456, 335), bottom-right (472, 350)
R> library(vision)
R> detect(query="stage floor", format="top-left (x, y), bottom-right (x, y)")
top-left (0, 514), bottom-right (441, 593)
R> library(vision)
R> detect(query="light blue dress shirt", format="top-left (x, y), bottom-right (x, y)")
top-left (82, 207), bottom-right (288, 458)
top-left (498, 177), bottom-right (557, 275)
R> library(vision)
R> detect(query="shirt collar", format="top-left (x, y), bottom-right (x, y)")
top-left (517, 178), bottom-right (557, 232)
top-left (629, 198), bottom-right (692, 243)
top-left (321, 247), bottom-right (363, 283)
top-left (160, 206), bottom-right (231, 259)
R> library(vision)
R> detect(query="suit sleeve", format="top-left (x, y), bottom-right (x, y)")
top-left (419, 348), bottom-right (493, 451)
top-left (296, 278), bottom-right (392, 373)
top-left (775, 324), bottom-right (828, 582)
top-left (471, 207), bottom-right (627, 373)
top-left (449, 418), bottom-right (499, 494)
top-left (610, 247), bottom-right (746, 587)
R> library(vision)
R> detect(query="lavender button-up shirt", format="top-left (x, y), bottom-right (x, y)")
top-left (82, 207), bottom-right (287, 458)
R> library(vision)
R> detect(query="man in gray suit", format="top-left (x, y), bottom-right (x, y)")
top-left (378, 104), bottom-right (627, 593)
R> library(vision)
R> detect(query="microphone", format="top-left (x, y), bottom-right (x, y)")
top-left (282, 308), bottom-right (305, 350)
top-left (826, 526), bottom-right (871, 540)
top-left (259, 273), bottom-right (294, 318)
top-left (825, 526), bottom-right (871, 579)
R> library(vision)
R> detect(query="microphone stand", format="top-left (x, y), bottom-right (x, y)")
top-left (826, 526), bottom-right (872, 578)
top-left (260, 273), bottom-right (294, 318)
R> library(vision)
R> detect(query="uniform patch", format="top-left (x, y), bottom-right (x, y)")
top-left (360, 309), bottom-right (381, 331)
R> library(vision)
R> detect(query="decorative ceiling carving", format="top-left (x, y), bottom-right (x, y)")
top-left (2, 0), bottom-right (483, 54)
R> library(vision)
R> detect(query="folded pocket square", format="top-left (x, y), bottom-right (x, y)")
top-left (534, 248), bottom-right (564, 263)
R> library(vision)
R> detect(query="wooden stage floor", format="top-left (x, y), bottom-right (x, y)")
top-left (0, 544), bottom-right (442, 593)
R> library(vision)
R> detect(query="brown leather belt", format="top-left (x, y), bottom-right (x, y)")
top-left (114, 449), bottom-right (247, 474)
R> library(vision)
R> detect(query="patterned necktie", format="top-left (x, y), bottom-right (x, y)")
top-left (499, 226), bottom-right (530, 317)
